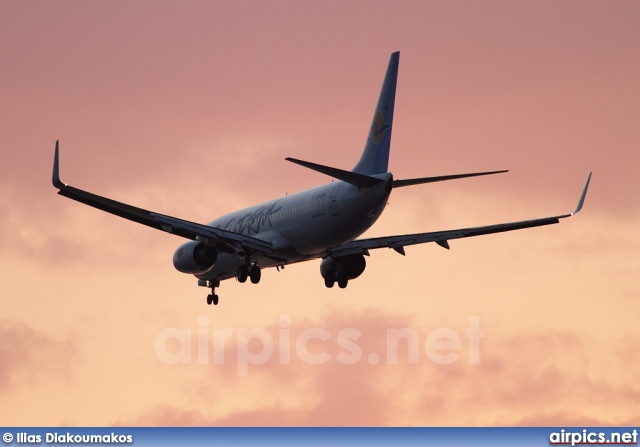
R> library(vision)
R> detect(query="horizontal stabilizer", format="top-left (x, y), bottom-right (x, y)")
top-left (285, 157), bottom-right (384, 188)
top-left (393, 170), bottom-right (508, 188)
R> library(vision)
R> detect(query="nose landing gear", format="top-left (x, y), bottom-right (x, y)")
top-left (206, 280), bottom-right (220, 306)
top-left (205, 261), bottom-right (263, 306)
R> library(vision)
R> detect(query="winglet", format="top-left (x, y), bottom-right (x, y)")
top-left (52, 140), bottom-right (67, 189)
top-left (572, 172), bottom-right (592, 215)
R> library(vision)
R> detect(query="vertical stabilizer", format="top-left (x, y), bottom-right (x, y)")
top-left (352, 51), bottom-right (399, 175)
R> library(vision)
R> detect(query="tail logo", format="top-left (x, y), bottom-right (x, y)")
top-left (370, 110), bottom-right (391, 145)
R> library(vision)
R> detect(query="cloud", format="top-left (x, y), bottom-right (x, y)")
top-left (127, 308), bottom-right (640, 426)
top-left (0, 319), bottom-right (78, 391)
top-left (128, 405), bottom-right (210, 427)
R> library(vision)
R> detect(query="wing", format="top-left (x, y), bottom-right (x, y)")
top-left (52, 142), bottom-right (272, 254)
top-left (329, 173), bottom-right (592, 257)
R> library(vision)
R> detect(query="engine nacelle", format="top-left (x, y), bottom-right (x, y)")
top-left (320, 254), bottom-right (366, 280)
top-left (173, 241), bottom-right (218, 274)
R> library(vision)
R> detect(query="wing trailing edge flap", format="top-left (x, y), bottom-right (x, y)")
top-left (330, 172), bottom-right (592, 258)
top-left (52, 141), bottom-right (272, 254)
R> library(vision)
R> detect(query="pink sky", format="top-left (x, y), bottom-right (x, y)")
top-left (1, 1), bottom-right (639, 426)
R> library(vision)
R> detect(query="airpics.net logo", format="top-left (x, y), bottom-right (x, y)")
top-left (154, 316), bottom-right (484, 376)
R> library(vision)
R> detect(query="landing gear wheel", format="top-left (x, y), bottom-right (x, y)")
top-left (324, 275), bottom-right (335, 288)
top-left (250, 265), bottom-right (261, 284)
top-left (206, 280), bottom-right (220, 306)
top-left (337, 271), bottom-right (349, 289)
top-left (237, 265), bottom-right (249, 283)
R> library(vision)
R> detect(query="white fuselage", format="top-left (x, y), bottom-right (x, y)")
top-left (195, 173), bottom-right (393, 282)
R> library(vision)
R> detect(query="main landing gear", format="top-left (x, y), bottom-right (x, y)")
top-left (324, 271), bottom-right (349, 289)
top-left (320, 255), bottom-right (364, 290)
top-left (237, 263), bottom-right (261, 284)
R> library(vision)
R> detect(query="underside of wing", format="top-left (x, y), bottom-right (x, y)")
top-left (52, 142), bottom-right (272, 254)
top-left (330, 173), bottom-right (592, 258)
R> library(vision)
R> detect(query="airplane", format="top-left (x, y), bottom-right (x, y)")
top-left (52, 51), bottom-right (592, 306)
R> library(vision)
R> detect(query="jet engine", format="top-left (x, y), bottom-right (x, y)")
top-left (320, 254), bottom-right (366, 281)
top-left (173, 241), bottom-right (218, 274)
